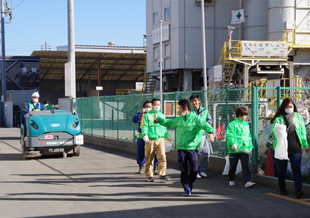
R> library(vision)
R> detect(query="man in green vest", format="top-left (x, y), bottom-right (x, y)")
top-left (141, 98), bottom-right (172, 183)
top-left (23, 92), bottom-right (45, 116)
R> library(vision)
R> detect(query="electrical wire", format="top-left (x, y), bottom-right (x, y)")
top-left (12, 0), bottom-right (25, 10)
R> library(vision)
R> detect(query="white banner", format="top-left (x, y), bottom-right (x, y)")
top-left (153, 25), bottom-right (169, 44)
top-left (231, 9), bottom-right (245, 25)
top-left (214, 65), bottom-right (222, 82)
top-left (242, 41), bottom-right (287, 57)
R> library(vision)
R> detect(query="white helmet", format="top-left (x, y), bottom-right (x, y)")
top-left (32, 92), bottom-right (40, 98)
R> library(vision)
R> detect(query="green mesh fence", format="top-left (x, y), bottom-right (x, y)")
top-left (74, 87), bottom-right (310, 181)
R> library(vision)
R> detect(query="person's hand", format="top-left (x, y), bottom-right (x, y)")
top-left (154, 119), bottom-right (159, 124)
top-left (208, 133), bottom-right (214, 143)
top-left (306, 147), bottom-right (310, 153)
top-left (232, 144), bottom-right (237, 151)
top-left (167, 138), bottom-right (172, 142)
top-left (250, 149), bottom-right (252, 153)
top-left (143, 135), bottom-right (150, 143)
top-left (140, 109), bottom-right (146, 114)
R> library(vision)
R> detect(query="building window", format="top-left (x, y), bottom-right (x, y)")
top-left (153, 12), bottom-right (158, 24)
top-left (153, 47), bottom-right (159, 59)
top-left (164, 7), bottom-right (170, 20)
top-left (164, 44), bottom-right (170, 57)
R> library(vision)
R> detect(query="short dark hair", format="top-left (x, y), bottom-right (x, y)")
top-left (143, 100), bottom-right (152, 107)
top-left (235, 107), bottom-right (248, 118)
top-left (178, 99), bottom-right (191, 112)
top-left (44, 100), bottom-right (50, 104)
top-left (152, 98), bottom-right (161, 104)
top-left (190, 94), bottom-right (201, 102)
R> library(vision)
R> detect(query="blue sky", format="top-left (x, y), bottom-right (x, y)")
top-left (4, 0), bottom-right (146, 56)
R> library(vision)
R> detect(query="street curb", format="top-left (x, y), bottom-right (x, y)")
top-left (84, 135), bottom-right (310, 195)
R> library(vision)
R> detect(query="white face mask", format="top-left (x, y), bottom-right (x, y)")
top-left (181, 111), bottom-right (187, 116)
top-left (285, 108), bottom-right (294, 114)
top-left (33, 99), bottom-right (39, 103)
top-left (144, 108), bottom-right (151, 113)
top-left (153, 106), bottom-right (160, 111)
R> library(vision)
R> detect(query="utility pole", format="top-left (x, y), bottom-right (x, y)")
top-left (67, 0), bottom-right (76, 99)
top-left (159, 20), bottom-right (163, 95)
top-left (201, 0), bottom-right (207, 107)
top-left (1, 0), bottom-right (6, 101)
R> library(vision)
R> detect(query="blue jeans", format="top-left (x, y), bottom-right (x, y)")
top-left (277, 153), bottom-right (302, 191)
top-left (136, 139), bottom-right (158, 165)
top-left (229, 153), bottom-right (252, 183)
top-left (178, 150), bottom-right (199, 191)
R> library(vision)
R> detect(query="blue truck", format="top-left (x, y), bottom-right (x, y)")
top-left (20, 110), bottom-right (83, 158)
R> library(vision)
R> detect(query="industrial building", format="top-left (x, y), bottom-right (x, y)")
top-left (145, 0), bottom-right (310, 92)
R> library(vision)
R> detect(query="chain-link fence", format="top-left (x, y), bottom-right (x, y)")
top-left (74, 87), bottom-right (310, 182)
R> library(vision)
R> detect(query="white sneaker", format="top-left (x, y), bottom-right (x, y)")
top-left (196, 172), bottom-right (201, 179)
top-left (200, 172), bottom-right (208, 178)
top-left (245, 181), bottom-right (256, 188)
top-left (229, 181), bottom-right (235, 186)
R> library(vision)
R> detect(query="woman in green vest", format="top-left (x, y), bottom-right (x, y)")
top-left (271, 98), bottom-right (309, 198)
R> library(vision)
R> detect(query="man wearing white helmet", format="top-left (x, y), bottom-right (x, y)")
top-left (23, 92), bottom-right (45, 115)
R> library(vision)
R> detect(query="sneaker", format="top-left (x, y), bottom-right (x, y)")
top-left (160, 175), bottom-right (170, 183)
top-left (280, 188), bottom-right (288, 195)
top-left (245, 181), bottom-right (256, 188)
top-left (196, 172), bottom-right (201, 179)
top-left (147, 177), bottom-right (154, 182)
top-left (136, 164), bottom-right (144, 174)
top-left (183, 190), bottom-right (191, 197)
top-left (153, 165), bottom-right (159, 175)
top-left (200, 172), bottom-right (208, 178)
top-left (229, 181), bottom-right (235, 186)
top-left (189, 183), bottom-right (193, 192)
top-left (295, 190), bottom-right (304, 199)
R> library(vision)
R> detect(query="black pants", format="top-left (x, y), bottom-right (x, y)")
top-left (229, 153), bottom-right (251, 184)
top-left (178, 149), bottom-right (199, 191)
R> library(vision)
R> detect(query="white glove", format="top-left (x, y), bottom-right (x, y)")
top-left (143, 135), bottom-right (150, 143)
top-left (232, 144), bottom-right (237, 151)
top-left (250, 149), bottom-right (252, 153)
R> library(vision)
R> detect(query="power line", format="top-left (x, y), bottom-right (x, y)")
top-left (12, 0), bottom-right (25, 10)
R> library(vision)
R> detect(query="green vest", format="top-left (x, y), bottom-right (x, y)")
top-left (29, 101), bottom-right (42, 111)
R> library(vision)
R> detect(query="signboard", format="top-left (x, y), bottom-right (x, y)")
top-left (242, 41), bottom-right (287, 57)
top-left (153, 25), bottom-right (170, 44)
top-left (213, 65), bottom-right (222, 82)
top-left (231, 9), bottom-right (245, 25)
top-left (157, 58), bottom-right (165, 70)
top-left (208, 68), bottom-right (213, 89)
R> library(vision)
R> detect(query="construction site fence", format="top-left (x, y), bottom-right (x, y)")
top-left (74, 87), bottom-right (310, 177)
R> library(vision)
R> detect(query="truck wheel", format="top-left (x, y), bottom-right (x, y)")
top-left (73, 145), bottom-right (80, 156)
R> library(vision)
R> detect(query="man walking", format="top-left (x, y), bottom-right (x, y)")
top-left (156, 99), bottom-right (214, 196)
top-left (141, 98), bottom-right (172, 182)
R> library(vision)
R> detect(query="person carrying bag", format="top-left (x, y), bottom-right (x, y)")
top-left (271, 98), bottom-right (310, 198)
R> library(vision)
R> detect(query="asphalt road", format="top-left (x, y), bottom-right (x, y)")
top-left (1, 128), bottom-right (310, 218)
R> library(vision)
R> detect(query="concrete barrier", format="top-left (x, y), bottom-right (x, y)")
top-left (84, 135), bottom-right (310, 195)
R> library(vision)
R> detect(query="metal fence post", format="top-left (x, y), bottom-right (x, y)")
top-left (251, 86), bottom-right (258, 174)
top-left (91, 96), bottom-right (94, 136)
top-left (133, 94), bottom-right (136, 143)
top-left (117, 95), bottom-right (119, 140)
top-left (225, 89), bottom-right (228, 155)
top-left (174, 91), bottom-right (177, 147)
top-left (80, 98), bottom-right (83, 134)
top-left (277, 86), bottom-right (281, 108)
top-left (103, 96), bottom-right (105, 138)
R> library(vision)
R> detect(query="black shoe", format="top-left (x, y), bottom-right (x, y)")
top-left (295, 190), bottom-right (304, 198)
top-left (147, 177), bottom-right (154, 182)
top-left (136, 164), bottom-right (144, 174)
top-left (160, 175), bottom-right (170, 183)
top-left (153, 165), bottom-right (159, 175)
top-left (280, 188), bottom-right (288, 195)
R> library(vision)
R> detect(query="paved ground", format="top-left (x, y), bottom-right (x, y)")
top-left (1, 128), bottom-right (310, 218)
